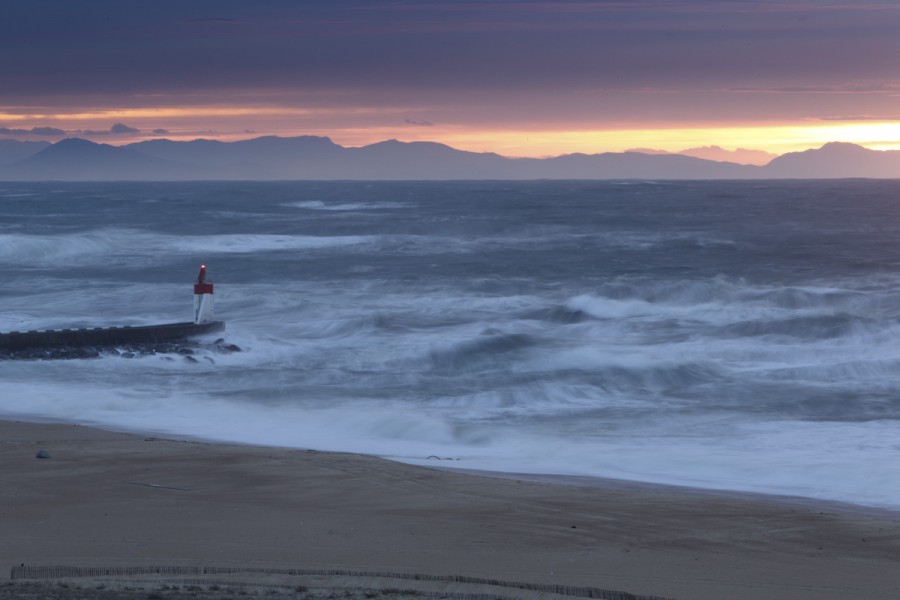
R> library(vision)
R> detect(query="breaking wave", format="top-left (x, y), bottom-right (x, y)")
top-left (3, 180), bottom-right (900, 509)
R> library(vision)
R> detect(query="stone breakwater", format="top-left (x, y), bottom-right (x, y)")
top-left (0, 337), bottom-right (240, 361)
top-left (0, 321), bottom-right (224, 353)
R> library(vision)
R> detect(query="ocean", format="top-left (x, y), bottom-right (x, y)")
top-left (1, 179), bottom-right (899, 509)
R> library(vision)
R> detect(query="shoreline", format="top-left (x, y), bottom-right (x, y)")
top-left (9, 412), bottom-right (900, 521)
top-left (9, 413), bottom-right (898, 517)
top-left (439, 467), bottom-right (900, 520)
top-left (3, 418), bottom-right (899, 600)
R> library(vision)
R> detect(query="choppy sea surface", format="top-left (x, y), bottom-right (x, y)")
top-left (2, 180), bottom-right (900, 509)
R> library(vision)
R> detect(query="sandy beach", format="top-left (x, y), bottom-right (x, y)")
top-left (2, 419), bottom-right (899, 600)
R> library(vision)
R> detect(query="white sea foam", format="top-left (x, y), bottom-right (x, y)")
top-left (286, 200), bottom-right (405, 211)
top-left (0, 229), bottom-right (547, 270)
top-left (3, 374), bottom-right (899, 508)
top-left (5, 181), bottom-right (900, 511)
top-left (0, 230), bottom-right (382, 268)
top-left (171, 233), bottom-right (378, 254)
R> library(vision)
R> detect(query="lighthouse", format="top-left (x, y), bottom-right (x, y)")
top-left (0, 264), bottom-right (225, 357)
top-left (193, 264), bottom-right (215, 324)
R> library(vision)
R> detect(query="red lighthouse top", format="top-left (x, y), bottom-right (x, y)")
top-left (194, 264), bottom-right (214, 294)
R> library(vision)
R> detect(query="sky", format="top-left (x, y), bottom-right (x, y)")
top-left (2, 0), bottom-right (900, 160)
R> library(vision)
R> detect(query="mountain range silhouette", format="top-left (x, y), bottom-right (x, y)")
top-left (1, 137), bottom-right (898, 180)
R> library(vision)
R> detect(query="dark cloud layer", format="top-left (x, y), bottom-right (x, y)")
top-left (0, 126), bottom-right (66, 136)
top-left (2, 0), bottom-right (899, 99)
top-left (110, 123), bottom-right (140, 134)
top-left (74, 124), bottom-right (143, 137)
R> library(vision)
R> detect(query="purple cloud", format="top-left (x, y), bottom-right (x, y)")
top-left (0, 126), bottom-right (66, 136)
top-left (110, 123), bottom-right (140, 134)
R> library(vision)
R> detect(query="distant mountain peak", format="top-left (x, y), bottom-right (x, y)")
top-left (777, 141), bottom-right (874, 159)
top-left (9, 136), bottom-right (179, 180)
top-left (0, 138), bottom-right (52, 166)
top-left (819, 141), bottom-right (867, 150)
top-left (58, 136), bottom-right (92, 144)
top-left (766, 141), bottom-right (899, 178)
top-left (51, 137), bottom-right (102, 149)
top-left (677, 145), bottom-right (778, 166)
top-left (23, 137), bottom-right (133, 160)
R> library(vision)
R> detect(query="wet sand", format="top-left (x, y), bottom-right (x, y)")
top-left (2, 419), bottom-right (899, 600)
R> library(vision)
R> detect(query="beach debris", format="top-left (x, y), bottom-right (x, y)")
top-left (127, 481), bottom-right (189, 491)
top-left (35, 450), bottom-right (50, 459)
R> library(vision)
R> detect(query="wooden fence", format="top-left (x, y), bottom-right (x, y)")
top-left (9, 564), bottom-right (675, 600)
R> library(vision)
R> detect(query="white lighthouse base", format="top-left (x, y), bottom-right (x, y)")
top-left (194, 293), bottom-right (214, 325)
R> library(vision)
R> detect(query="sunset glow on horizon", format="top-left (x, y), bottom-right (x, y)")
top-left (3, 1), bottom-right (900, 163)
top-left (3, 105), bottom-right (900, 162)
